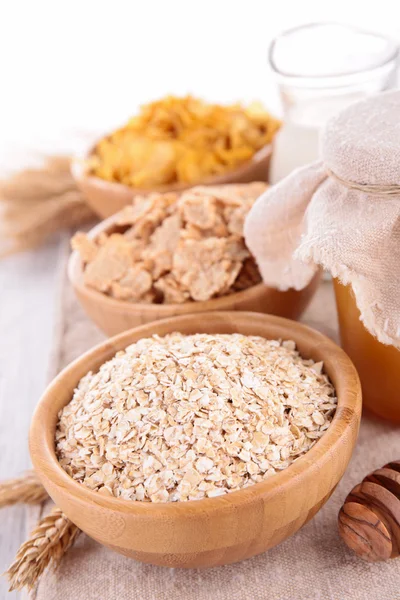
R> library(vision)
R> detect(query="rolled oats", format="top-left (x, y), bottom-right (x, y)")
top-left (56, 333), bottom-right (337, 503)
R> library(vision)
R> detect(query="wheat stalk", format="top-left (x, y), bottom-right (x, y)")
top-left (6, 507), bottom-right (80, 592)
top-left (0, 155), bottom-right (95, 257)
top-left (0, 471), bottom-right (48, 508)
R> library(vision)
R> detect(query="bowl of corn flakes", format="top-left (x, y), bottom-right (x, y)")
top-left (68, 183), bottom-right (320, 336)
top-left (72, 96), bottom-right (280, 219)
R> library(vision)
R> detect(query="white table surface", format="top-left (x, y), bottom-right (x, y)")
top-left (0, 235), bottom-right (69, 600)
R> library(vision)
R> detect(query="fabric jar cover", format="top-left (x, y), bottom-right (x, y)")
top-left (244, 90), bottom-right (400, 349)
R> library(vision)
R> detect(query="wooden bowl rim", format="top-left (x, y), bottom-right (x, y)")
top-left (71, 143), bottom-right (272, 197)
top-left (30, 311), bottom-right (361, 518)
top-left (68, 213), bottom-right (271, 314)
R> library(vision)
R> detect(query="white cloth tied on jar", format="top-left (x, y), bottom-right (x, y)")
top-left (245, 91), bottom-right (400, 348)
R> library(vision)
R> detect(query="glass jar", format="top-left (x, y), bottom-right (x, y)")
top-left (334, 280), bottom-right (400, 423)
top-left (268, 23), bottom-right (399, 183)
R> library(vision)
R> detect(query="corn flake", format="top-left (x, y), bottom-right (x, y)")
top-left (88, 96), bottom-right (280, 188)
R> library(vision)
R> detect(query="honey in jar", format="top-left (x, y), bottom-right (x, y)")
top-left (334, 281), bottom-right (400, 423)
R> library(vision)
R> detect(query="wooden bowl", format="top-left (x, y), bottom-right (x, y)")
top-left (68, 215), bottom-right (321, 337)
top-left (71, 145), bottom-right (272, 219)
top-left (30, 311), bottom-right (361, 569)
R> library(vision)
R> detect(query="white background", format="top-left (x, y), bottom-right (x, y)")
top-left (1, 0), bottom-right (400, 168)
top-left (0, 2), bottom-right (399, 598)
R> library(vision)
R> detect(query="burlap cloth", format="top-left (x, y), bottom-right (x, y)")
top-left (245, 90), bottom-right (400, 349)
top-left (28, 259), bottom-right (400, 600)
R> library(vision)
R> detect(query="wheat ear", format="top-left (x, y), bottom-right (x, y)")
top-left (0, 155), bottom-right (94, 257)
top-left (6, 507), bottom-right (80, 592)
top-left (0, 471), bottom-right (48, 508)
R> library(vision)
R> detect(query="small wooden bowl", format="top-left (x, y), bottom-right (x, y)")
top-left (71, 145), bottom-right (272, 219)
top-left (68, 215), bottom-right (321, 337)
top-left (30, 311), bottom-right (361, 569)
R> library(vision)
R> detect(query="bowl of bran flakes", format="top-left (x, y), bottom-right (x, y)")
top-left (68, 183), bottom-right (320, 336)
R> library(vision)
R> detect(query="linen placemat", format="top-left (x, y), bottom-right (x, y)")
top-left (29, 259), bottom-right (400, 600)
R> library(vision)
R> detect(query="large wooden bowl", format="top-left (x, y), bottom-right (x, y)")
top-left (30, 311), bottom-right (361, 569)
top-left (68, 215), bottom-right (321, 337)
top-left (71, 145), bottom-right (272, 219)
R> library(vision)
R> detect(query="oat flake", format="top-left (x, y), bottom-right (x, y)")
top-left (56, 333), bottom-right (337, 503)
